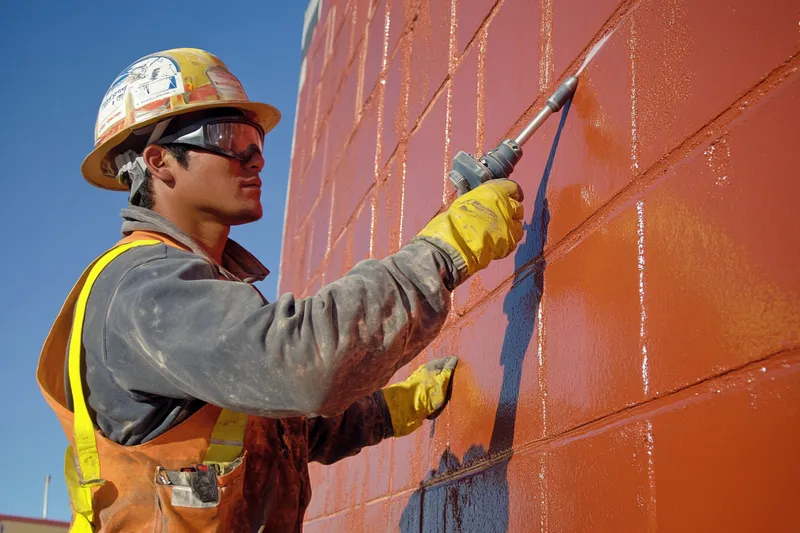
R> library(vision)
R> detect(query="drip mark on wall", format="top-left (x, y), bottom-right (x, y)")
top-left (539, 0), bottom-right (554, 92)
top-left (383, 0), bottom-right (392, 71)
top-left (539, 454), bottom-right (549, 533)
top-left (637, 199), bottom-right (649, 396)
top-left (632, 18), bottom-right (648, 398)
top-left (537, 299), bottom-right (547, 434)
top-left (355, 41), bottom-right (368, 117)
top-left (398, 158), bottom-right (407, 248)
top-left (448, 290), bottom-right (457, 329)
top-left (645, 420), bottom-right (657, 532)
top-left (630, 19), bottom-right (640, 172)
top-left (369, 195), bottom-right (376, 258)
top-left (448, 0), bottom-right (457, 74)
top-left (537, 299), bottom-right (549, 532)
top-left (325, 6), bottom-right (336, 63)
top-left (396, 29), bottom-right (412, 249)
top-left (305, 221), bottom-right (316, 283)
top-left (370, 39), bottom-right (389, 259)
top-left (443, 82), bottom-right (453, 204)
top-left (476, 27), bottom-right (488, 154)
top-left (372, 0), bottom-right (392, 172)
top-left (322, 182), bottom-right (336, 286)
top-left (348, 2), bottom-right (358, 62)
top-left (703, 135), bottom-right (731, 187)
top-left (312, 87), bottom-right (322, 158)
top-left (581, 186), bottom-right (593, 205)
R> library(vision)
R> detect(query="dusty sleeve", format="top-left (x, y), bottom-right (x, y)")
top-left (307, 391), bottom-right (393, 465)
top-left (104, 241), bottom-right (457, 418)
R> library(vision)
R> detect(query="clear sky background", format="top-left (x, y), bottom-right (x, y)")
top-left (0, 1), bottom-right (307, 521)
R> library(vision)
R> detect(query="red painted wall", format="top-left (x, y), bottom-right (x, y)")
top-left (280, 0), bottom-right (800, 530)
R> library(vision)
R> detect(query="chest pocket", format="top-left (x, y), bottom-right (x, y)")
top-left (152, 409), bottom-right (249, 532)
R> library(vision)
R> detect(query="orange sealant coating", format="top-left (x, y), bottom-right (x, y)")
top-left (280, 0), bottom-right (800, 530)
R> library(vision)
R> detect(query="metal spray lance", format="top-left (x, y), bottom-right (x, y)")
top-left (448, 30), bottom-right (614, 194)
top-left (447, 76), bottom-right (578, 194)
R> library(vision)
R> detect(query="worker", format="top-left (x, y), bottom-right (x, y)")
top-left (36, 48), bottom-right (524, 532)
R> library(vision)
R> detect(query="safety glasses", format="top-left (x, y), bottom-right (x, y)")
top-left (156, 116), bottom-right (265, 162)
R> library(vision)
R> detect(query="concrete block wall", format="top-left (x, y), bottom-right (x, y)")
top-left (279, 0), bottom-right (800, 530)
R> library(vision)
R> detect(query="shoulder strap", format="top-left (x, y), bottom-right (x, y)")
top-left (69, 240), bottom-right (162, 485)
top-left (68, 239), bottom-right (248, 484)
top-left (205, 409), bottom-right (249, 465)
top-left (64, 240), bottom-right (159, 532)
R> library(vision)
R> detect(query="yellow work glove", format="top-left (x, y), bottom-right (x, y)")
top-left (381, 356), bottom-right (458, 437)
top-left (413, 179), bottom-right (524, 281)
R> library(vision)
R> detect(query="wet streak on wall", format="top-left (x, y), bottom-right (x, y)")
top-left (281, 0), bottom-right (800, 531)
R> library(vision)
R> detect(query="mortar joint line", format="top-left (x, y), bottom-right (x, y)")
top-left (399, 0), bottom-right (503, 151)
top-left (293, 0), bottom-right (798, 314)
top-left (418, 346), bottom-right (799, 490)
top-left (320, 180), bottom-right (378, 276)
top-left (455, 0), bottom-right (504, 62)
top-left (439, 0), bottom-right (458, 206)
top-left (444, 50), bottom-right (800, 323)
top-left (303, 504), bottom-right (351, 525)
top-left (502, 0), bottom-right (642, 142)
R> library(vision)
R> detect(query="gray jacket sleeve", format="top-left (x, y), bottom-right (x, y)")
top-left (104, 241), bottom-right (456, 418)
top-left (307, 391), bottom-right (393, 465)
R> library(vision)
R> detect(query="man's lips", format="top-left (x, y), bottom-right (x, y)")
top-left (241, 178), bottom-right (262, 189)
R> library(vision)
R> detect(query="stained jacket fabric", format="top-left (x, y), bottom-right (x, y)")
top-left (64, 206), bottom-right (459, 531)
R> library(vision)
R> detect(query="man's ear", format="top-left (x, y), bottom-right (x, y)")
top-left (142, 144), bottom-right (175, 185)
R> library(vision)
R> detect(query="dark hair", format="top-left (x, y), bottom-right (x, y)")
top-left (137, 144), bottom-right (191, 209)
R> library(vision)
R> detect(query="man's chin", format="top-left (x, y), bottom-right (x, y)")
top-left (228, 206), bottom-right (263, 226)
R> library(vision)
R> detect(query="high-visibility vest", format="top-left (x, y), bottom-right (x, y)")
top-left (37, 232), bottom-right (255, 532)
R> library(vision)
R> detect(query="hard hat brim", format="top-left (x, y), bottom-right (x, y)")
top-left (81, 100), bottom-right (281, 192)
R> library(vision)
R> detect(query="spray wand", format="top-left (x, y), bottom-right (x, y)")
top-left (448, 76), bottom-right (578, 194)
top-left (448, 31), bottom-right (613, 194)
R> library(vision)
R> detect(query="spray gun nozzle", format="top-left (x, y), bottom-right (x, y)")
top-left (546, 76), bottom-right (579, 112)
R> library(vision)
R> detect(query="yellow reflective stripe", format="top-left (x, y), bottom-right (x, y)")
top-left (64, 445), bottom-right (94, 532)
top-left (68, 240), bottom-right (161, 487)
top-left (204, 409), bottom-right (248, 464)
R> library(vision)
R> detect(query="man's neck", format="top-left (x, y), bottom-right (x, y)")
top-left (153, 206), bottom-right (229, 264)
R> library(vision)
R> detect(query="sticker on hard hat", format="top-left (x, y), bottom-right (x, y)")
top-left (96, 82), bottom-right (128, 140)
top-left (206, 67), bottom-right (247, 101)
top-left (96, 56), bottom-right (184, 139)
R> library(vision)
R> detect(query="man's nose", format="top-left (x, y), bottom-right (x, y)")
top-left (245, 149), bottom-right (265, 172)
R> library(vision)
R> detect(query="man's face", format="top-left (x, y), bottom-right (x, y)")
top-left (168, 147), bottom-right (265, 226)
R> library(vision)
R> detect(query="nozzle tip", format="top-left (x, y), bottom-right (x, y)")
top-left (563, 76), bottom-right (579, 91)
top-left (545, 77), bottom-right (579, 112)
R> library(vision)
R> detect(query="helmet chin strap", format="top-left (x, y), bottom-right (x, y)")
top-left (114, 119), bottom-right (173, 206)
top-left (114, 151), bottom-right (149, 205)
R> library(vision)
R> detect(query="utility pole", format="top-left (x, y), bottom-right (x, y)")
top-left (42, 474), bottom-right (51, 519)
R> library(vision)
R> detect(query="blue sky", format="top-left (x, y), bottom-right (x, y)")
top-left (0, 1), bottom-right (308, 521)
